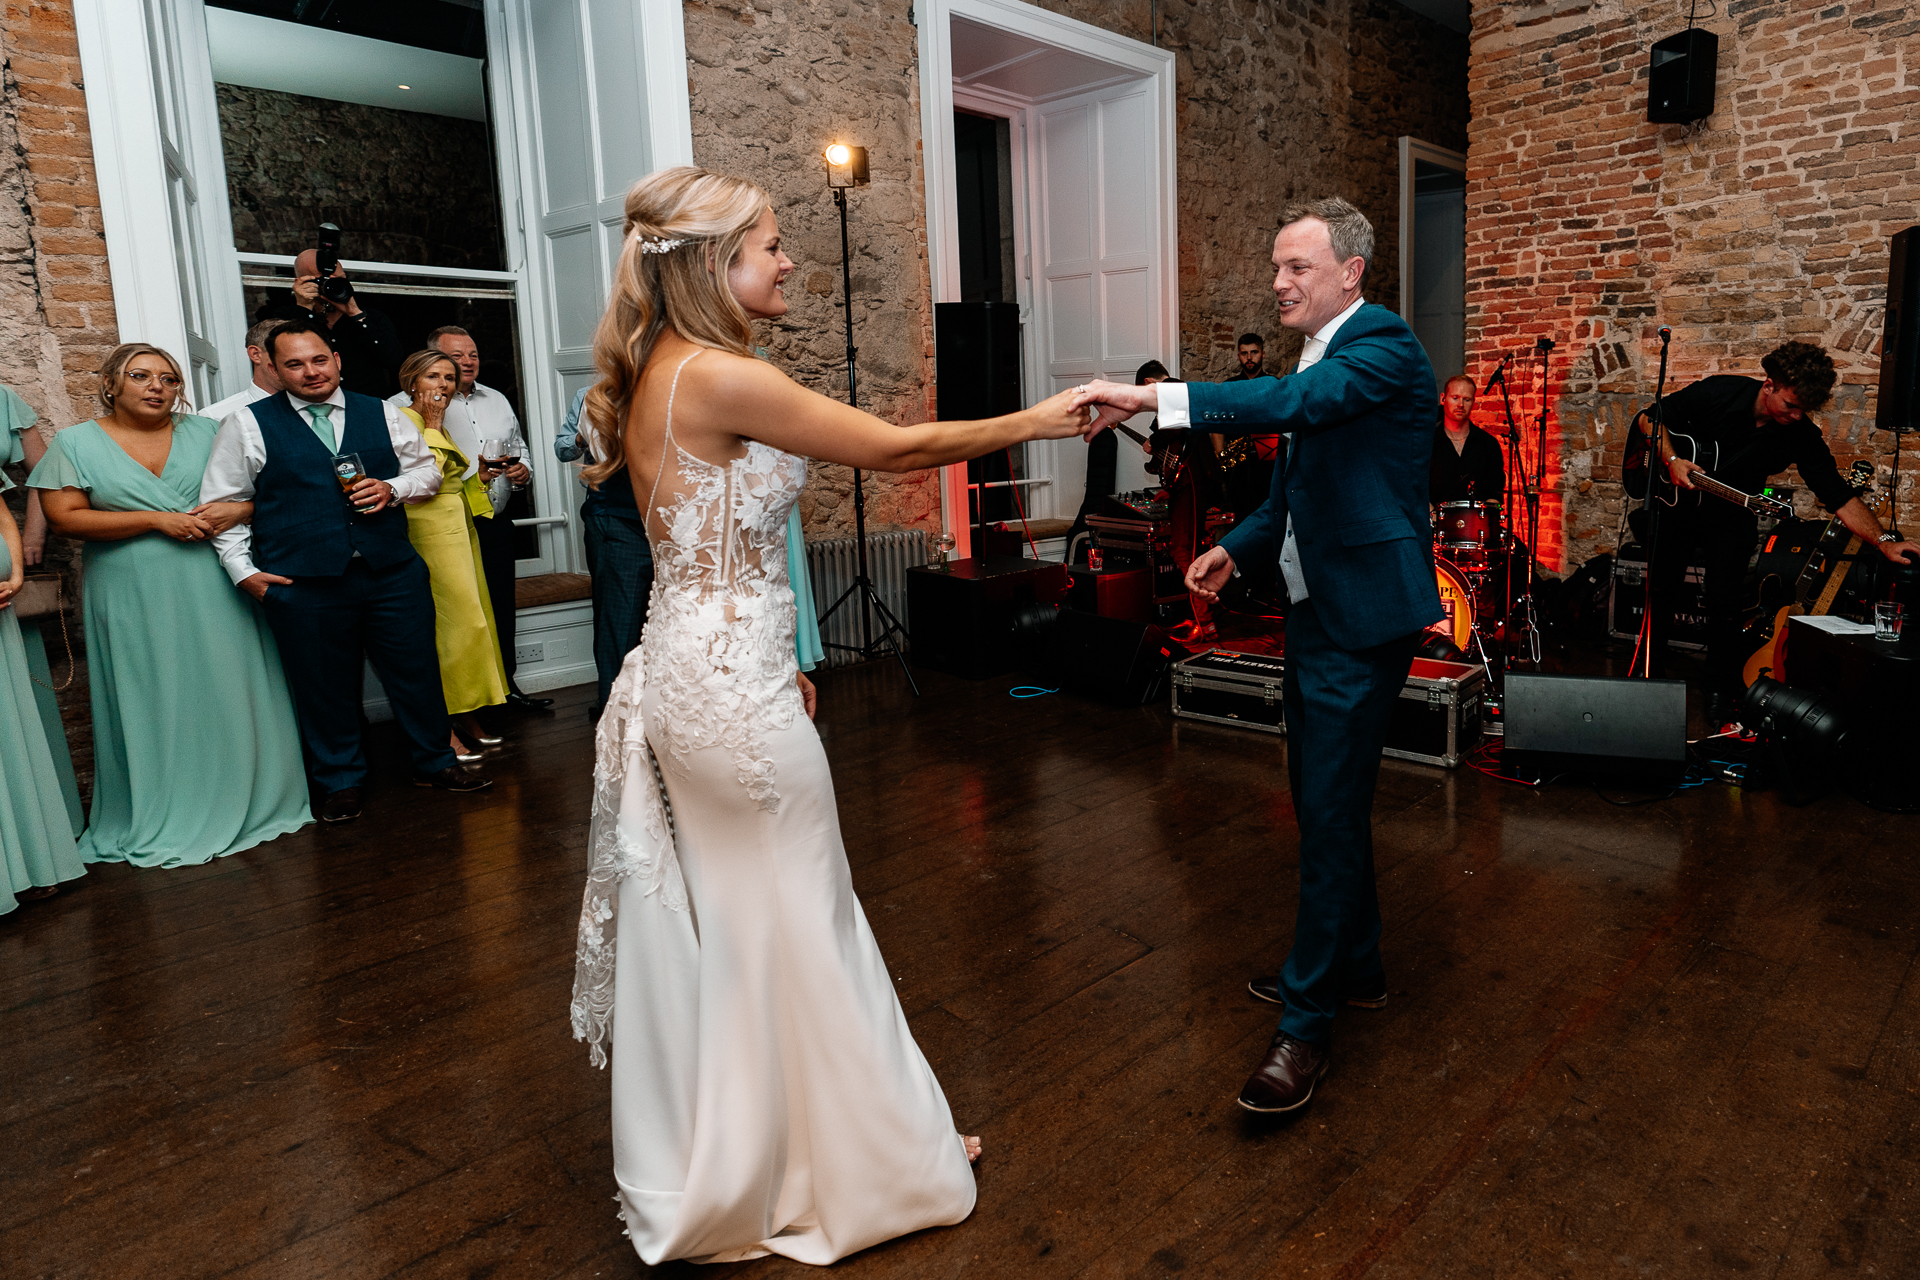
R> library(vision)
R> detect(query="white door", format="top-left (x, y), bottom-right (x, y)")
top-left (74, 0), bottom-right (247, 406)
top-left (1028, 79), bottom-right (1167, 517)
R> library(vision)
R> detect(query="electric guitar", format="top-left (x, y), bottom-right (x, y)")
top-left (1740, 460), bottom-right (1879, 687)
top-left (1624, 417), bottom-right (1793, 519)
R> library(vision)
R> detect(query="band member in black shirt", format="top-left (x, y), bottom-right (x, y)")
top-left (1635, 341), bottom-right (1917, 719)
top-left (1216, 333), bottom-right (1281, 524)
top-left (1429, 375), bottom-right (1506, 503)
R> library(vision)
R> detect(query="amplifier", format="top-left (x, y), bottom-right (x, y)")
top-left (906, 556), bottom-right (1068, 680)
top-left (1064, 565), bottom-right (1153, 622)
top-left (1608, 555), bottom-right (1707, 650)
top-left (1170, 650), bottom-right (1485, 768)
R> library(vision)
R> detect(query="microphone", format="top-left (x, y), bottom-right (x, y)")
top-left (1486, 351), bottom-right (1513, 387)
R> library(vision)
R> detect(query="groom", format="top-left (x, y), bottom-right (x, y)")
top-left (201, 319), bottom-right (492, 822)
top-left (1074, 197), bottom-right (1441, 1114)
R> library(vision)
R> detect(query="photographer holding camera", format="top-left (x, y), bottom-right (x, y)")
top-left (256, 225), bottom-right (403, 399)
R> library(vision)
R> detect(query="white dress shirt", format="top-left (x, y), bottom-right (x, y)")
top-left (197, 379), bottom-right (275, 424)
top-left (1156, 295), bottom-right (1366, 602)
top-left (387, 380), bottom-right (522, 510)
top-left (201, 388), bottom-right (443, 585)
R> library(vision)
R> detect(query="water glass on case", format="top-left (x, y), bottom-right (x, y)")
top-left (1875, 600), bottom-right (1906, 642)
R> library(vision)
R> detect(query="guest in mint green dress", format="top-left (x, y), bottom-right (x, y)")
top-left (1, 473), bottom-right (85, 912)
top-left (28, 343), bottom-right (312, 867)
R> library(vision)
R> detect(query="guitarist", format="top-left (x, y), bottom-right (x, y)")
top-left (1634, 341), bottom-right (1918, 724)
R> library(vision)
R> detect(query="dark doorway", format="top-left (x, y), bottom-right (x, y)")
top-left (953, 110), bottom-right (1022, 524)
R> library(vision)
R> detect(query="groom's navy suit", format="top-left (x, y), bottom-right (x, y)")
top-left (1190, 301), bottom-right (1441, 1046)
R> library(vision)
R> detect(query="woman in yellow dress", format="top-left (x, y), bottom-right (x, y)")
top-left (396, 348), bottom-right (509, 758)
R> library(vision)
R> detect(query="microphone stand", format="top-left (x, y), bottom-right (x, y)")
top-left (1490, 353), bottom-right (1524, 679)
top-left (1513, 338), bottom-right (1554, 668)
top-left (816, 183), bottom-right (920, 694)
top-left (1634, 327), bottom-right (1674, 679)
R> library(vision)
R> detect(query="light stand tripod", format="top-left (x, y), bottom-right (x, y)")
top-left (814, 144), bottom-right (919, 694)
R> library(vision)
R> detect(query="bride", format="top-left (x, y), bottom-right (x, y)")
top-left (570, 166), bottom-right (1087, 1266)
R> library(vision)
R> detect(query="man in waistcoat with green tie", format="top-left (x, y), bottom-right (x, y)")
top-left (200, 320), bottom-right (492, 823)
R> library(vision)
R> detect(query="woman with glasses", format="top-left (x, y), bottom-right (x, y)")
top-left (27, 344), bottom-right (312, 867)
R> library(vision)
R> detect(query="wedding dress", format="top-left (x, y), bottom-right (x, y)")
top-left (571, 352), bottom-right (976, 1265)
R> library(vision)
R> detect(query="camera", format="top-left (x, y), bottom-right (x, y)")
top-left (313, 222), bottom-right (355, 308)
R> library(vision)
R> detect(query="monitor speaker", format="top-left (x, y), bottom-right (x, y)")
top-left (1035, 607), bottom-right (1177, 705)
top-left (1502, 672), bottom-right (1688, 782)
top-left (1878, 225), bottom-right (1920, 435)
top-left (934, 301), bottom-right (1022, 420)
top-left (1647, 28), bottom-right (1717, 124)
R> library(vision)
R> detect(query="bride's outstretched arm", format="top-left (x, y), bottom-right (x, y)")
top-left (697, 355), bottom-right (1090, 473)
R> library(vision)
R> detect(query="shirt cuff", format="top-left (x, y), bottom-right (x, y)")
top-left (1156, 381), bottom-right (1191, 429)
top-left (214, 530), bottom-right (259, 586)
top-left (389, 465), bottom-right (443, 503)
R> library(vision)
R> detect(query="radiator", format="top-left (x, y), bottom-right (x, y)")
top-left (805, 531), bottom-right (926, 668)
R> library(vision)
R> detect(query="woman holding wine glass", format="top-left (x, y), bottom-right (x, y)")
top-left (396, 349), bottom-right (509, 758)
top-left (27, 344), bottom-right (311, 866)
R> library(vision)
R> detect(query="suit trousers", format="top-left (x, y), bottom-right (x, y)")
top-left (1275, 597), bottom-right (1422, 1046)
top-left (260, 556), bottom-right (458, 791)
top-left (583, 510), bottom-right (654, 717)
top-left (476, 509), bottom-right (520, 690)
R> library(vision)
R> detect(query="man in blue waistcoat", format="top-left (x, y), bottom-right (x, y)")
top-left (1074, 197), bottom-right (1442, 1116)
top-left (201, 320), bottom-right (492, 823)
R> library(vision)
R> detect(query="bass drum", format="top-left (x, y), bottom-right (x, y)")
top-left (1426, 556), bottom-right (1478, 652)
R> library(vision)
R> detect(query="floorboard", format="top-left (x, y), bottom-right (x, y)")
top-left (5, 653), bottom-right (1917, 1278)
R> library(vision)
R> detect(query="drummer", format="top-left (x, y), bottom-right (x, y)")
top-left (1430, 375), bottom-right (1506, 504)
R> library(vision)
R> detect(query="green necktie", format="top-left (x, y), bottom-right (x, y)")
top-left (306, 404), bottom-right (335, 451)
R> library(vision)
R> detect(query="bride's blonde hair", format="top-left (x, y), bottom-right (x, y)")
top-left (581, 166), bottom-right (771, 489)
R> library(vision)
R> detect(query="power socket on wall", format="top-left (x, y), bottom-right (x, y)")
top-left (515, 642), bottom-right (545, 664)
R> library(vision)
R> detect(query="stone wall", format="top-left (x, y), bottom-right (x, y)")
top-left (1466, 0), bottom-right (1920, 572)
top-left (681, 0), bottom-right (1469, 536)
top-left (216, 84), bottom-right (503, 271)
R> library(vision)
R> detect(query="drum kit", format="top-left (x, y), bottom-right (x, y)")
top-left (1427, 498), bottom-right (1530, 685)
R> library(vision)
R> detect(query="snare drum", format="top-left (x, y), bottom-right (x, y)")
top-left (1435, 499), bottom-right (1504, 572)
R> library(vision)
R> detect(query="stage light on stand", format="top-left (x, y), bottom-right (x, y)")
top-left (825, 143), bottom-right (868, 189)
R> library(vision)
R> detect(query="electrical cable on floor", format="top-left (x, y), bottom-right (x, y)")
top-left (1008, 686), bottom-right (1058, 698)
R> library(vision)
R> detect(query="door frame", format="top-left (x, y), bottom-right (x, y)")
top-left (916, 0), bottom-right (1178, 555)
top-left (1396, 136), bottom-right (1467, 322)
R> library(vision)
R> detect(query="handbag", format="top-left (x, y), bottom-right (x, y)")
top-left (10, 571), bottom-right (76, 691)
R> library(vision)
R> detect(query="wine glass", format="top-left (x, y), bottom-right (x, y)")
top-left (479, 437), bottom-right (512, 480)
top-left (332, 453), bottom-right (369, 513)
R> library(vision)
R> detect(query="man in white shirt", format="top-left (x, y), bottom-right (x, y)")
top-left (1074, 198), bottom-right (1441, 1118)
top-left (402, 325), bottom-right (551, 711)
top-left (198, 319), bottom-right (285, 423)
top-left (201, 319), bottom-right (492, 822)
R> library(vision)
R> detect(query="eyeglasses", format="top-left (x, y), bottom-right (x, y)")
top-left (125, 370), bottom-right (183, 388)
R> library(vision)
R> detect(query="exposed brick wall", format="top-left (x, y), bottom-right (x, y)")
top-left (1466, 0), bottom-right (1920, 573)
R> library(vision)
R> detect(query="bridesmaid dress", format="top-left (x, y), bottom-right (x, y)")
top-left (400, 411), bottom-right (509, 715)
top-left (572, 353), bottom-right (975, 1265)
top-left (27, 417), bottom-right (312, 866)
top-left (0, 471), bottom-right (86, 913)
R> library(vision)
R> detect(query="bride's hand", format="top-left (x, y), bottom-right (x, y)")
top-left (797, 671), bottom-right (817, 721)
top-left (1020, 388), bottom-right (1094, 441)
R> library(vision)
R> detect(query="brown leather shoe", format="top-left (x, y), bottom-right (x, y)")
top-left (1248, 976), bottom-right (1388, 1010)
top-left (319, 787), bottom-right (363, 823)
top-left (1237, 1032), bottom-right (1330, 1113)
top-left (412, 767), bottom-right (493, 793)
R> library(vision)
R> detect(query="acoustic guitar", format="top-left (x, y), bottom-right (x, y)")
top-left (1625, 414), bottom-right (1794, 520)
top-left (1740, 460), bottom-right (1879, 687)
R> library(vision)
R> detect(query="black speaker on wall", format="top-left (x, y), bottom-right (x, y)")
top-left (1878, 225), bottom-right (1920, 435)
top-left (1647, 28), bottom-right (1717, 124)
top-left (936, 301), bottom-right (1023, 525)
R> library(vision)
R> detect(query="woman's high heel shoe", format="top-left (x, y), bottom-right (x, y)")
top-left (459, 716), bottom-right (503, 746)
top-left (451, 733), bottom-right (483, 764)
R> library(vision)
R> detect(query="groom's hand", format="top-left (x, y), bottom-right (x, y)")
top-left (1070, 379), bottom-right (1157, 440)
top-left (1185, 545), bottom-right (1235, 602)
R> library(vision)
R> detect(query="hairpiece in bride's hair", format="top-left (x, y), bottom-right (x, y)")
top-left (634, 233), bottom-right (687, 255)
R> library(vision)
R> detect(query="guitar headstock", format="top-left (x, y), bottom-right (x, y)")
top-left (1752, 491), bottom-right (1793, 520)
top-left (1845, 460), bottom-right (1889, 515)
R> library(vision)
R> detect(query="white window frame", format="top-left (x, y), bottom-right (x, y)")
top-left (917, 0), bottom-right (1178, 556)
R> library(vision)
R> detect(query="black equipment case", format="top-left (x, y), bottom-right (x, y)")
top-left (1169, 649), bottom-right (1486, 768)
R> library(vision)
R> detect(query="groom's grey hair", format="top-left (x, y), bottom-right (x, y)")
top-left (1281, 196), bottom-right (1374, 275)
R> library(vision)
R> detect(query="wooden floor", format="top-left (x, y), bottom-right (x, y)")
top-left (5, 657), bottom-right (1919, 1279)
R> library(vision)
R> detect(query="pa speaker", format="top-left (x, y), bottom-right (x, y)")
top-left (1037, 607), bottom-right (1177, 705)
top-left (1648, 28), bottom-right (1717, 124)
top-left (1502, 672), bottom-right (1688, 782)
top-left (1879, 225), bottom-right (1920, 435)
top-left (934, 301), bottom-right (1022, 421)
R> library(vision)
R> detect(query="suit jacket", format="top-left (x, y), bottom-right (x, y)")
top-left (1195, 302), bottom-right (1442, 651)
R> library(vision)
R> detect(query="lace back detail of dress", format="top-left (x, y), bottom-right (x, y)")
top-left (572, 349), bottom-right (809, 1065)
